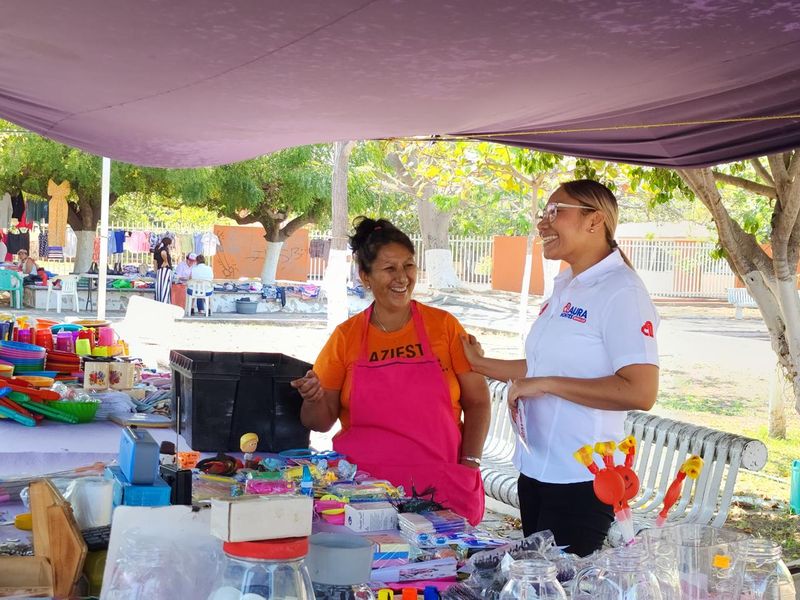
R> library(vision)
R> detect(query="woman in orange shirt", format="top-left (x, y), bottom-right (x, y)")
top-left (292, 217), bottom-right (490, 524)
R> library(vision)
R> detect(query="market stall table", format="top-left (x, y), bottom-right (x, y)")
top-left (0, 419), bottom-right (190, 477)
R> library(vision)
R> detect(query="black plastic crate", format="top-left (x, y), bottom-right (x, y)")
top-left (170, 350), bottom-right (311, 452)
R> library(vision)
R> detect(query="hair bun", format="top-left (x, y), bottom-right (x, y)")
top-left (350, 216), bottom-right (395, 253)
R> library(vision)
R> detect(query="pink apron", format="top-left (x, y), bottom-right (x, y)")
top-left (333, 301), bottom-right (485, 525)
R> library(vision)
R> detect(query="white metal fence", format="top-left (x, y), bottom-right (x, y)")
top-left (309, 231), bottom-right (494, 288)
top-left (617, 239), bottom-right (735, 298)
top-left (39, 224), bottom-right (736, 298)
top-left (38, 221), bottom-right (213, 274)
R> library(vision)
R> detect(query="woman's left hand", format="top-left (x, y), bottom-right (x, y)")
top-left (459, 458), bottom-right (480, 469)
top-left (507, 377), bottom-right (548, 411)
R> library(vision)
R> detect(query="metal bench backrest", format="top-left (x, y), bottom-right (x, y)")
top-left (481, 380), bottom-right (767, 528)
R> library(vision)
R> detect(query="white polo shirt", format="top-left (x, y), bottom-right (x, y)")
top-left (515, 249), bottom-right (659, 483)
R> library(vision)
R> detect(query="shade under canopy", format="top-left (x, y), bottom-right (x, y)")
top-left (1, 0), bottom-right (799, 168)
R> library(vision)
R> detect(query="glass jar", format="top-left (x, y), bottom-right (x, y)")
top-left (499, 559), bottom-right (567, 600)
top-left (207, 537), bottom-right (315, 600)
top-left (740, 538), bottom-right (796, 600)
top-left (572, 543), bottom-right (663, 600)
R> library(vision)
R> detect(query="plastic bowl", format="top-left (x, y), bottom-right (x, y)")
top-left (45, 401), bottom-right (99, 423)
top-left (50, 323), bottom-right (84, 333)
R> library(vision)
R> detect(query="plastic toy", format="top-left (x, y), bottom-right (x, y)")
top-left (574, 437), bottom-right (641, 544)
top-left (239, 432), bottom-right (260, 469)
top-left (655, 455), bottom-right (703, 527)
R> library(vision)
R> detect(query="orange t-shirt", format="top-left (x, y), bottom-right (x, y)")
top-left (314, 302), bottom-right (472, 431)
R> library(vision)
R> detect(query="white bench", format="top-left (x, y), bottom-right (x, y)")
top-left (727, 287), bottom-right (757, 319)
top-left (481, 380), bottom-right (768, 530)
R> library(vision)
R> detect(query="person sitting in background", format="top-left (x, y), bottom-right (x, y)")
top-left (174, 252), bottom-right (197, 280)
top-left (189, 254), bottom-right (213, 314)
top-left (16, 249), bottom-right (38, 275)
top-left (190, 255), bottom-right (213, 281)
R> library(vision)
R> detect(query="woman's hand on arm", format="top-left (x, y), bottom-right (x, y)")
top-left (507, 364), bottom-right (659, 412)
top-left (292, 370), bottom-right (341, 432)
top-left (456, 370), bottom-right (490, 469)
top-left (460, 334), bottom-right (527, 382)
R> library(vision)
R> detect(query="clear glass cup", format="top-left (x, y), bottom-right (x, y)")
top-left (740, 538), bottom-right (796, 600)
top-left (572, 543), bottom-right (663, 600)
top-left (499, 559), bottom-right (567, 600)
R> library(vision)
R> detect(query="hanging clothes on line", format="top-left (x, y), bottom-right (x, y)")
top-left (0, 193), bottom-right (12, 230)
top-left (6, 226), bottom-right (30, 255)
top-left (10, 192), bottom-right (24, 220)
top-left (26, 200), bottom-right (49, 223)
top-left (47, 179), bottom-right (70, 247)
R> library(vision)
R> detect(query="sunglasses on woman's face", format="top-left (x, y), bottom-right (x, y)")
top-left (535, 202), bottom-right (595, 224)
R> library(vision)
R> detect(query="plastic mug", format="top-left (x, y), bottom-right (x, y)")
top-left (35, 330), bottom-right (54, 351)
top-left (75, 339), bottom-right (91, 356)
top-left (17, 328), bottom-right (32, 344)
top-left (98, 327), bottom-right (115, 347)
top-left (78, 329), bottom-right (96, 350)
top-left (56, 331), bottom-right (75, 353)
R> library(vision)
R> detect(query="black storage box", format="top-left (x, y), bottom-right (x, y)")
top-left (170, 350), bottom-right (312, 452)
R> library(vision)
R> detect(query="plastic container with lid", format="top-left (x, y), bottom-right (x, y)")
top-left (740, 538), bottom-right (795, 599)
top-left (500, 559), bottom-right (567, 600)
top-left (208, 537), bottom-right (315, 600)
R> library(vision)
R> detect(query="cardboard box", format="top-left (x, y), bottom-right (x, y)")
top-left (210, 494), bottom-right (313, 542)
top-left (345, 502), bottom-right (398, 533)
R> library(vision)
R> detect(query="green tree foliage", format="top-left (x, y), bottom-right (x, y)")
top-left (170, 145), bottom-right (331, 243)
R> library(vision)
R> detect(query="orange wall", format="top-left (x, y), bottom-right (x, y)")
top-left (212, 225), bottom-right (309, 281)
top-left (491, 236), bottom-right (546, 295)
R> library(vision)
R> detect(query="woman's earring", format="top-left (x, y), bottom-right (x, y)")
top-left (589, 228), bottom-right (595, 233)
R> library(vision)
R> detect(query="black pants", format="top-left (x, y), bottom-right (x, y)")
top-left (518, 473), bottom-right (613, 557)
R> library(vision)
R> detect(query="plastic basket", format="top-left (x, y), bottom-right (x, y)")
top-left (46, 400), bottom-right (100, 423)
top-left (170, 350), bottom-right (311, 452)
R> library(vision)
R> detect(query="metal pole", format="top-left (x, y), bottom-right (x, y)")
top-left (97, 157), bottom-right (111, 320)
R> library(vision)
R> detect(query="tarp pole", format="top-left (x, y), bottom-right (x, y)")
top-left (96, 157), bottom-right (111, 320)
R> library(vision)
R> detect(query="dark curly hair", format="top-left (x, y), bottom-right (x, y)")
top-left (349, 216), bottom-right (415, 274)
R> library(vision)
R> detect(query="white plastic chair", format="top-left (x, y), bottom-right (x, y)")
top-left (185, 279), bottom-right (213, 317)
top-left (46, 275), bottom-right (80, 313)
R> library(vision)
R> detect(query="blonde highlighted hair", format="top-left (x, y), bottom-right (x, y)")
top-left (559, 179), bottom-right (634, 269)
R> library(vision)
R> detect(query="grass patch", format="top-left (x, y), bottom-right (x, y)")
top-left (726, 505), bottom-right (800, 563)
top-left (658, 392), bottom-right (746, 416)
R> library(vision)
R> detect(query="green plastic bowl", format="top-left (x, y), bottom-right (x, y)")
top-left (45, 400), bottom-right (100, 423)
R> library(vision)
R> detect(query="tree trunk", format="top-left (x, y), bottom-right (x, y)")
top-left (768, 362), bottom-right (787, 438)
top-left (260, 241), bottom-right (283, 284)
top-left (417, 195), bottom-right (460, 289)
top-left (679, 164), bottom-right (800, 419)
top-left (326, 141), bottom-right (355, 332)
top-left (518, 181), bottom-right (541, 341)
top-left (73, 230), bottom-right (96, 274)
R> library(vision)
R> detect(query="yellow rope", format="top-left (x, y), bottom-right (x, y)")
top-left (387, 114), bottom-right (800, 142)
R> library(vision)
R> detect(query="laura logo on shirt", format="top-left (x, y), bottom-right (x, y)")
top-left (560, 302), bottom-right (588, 323)
top-left (641, 321), bottom-right (655, 338)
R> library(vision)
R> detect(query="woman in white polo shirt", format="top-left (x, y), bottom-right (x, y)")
top-left (462, 179), bottom-right (659, 556)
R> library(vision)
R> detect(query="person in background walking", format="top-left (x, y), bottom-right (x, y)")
top-left (153, 237), bottom-right (173, 304)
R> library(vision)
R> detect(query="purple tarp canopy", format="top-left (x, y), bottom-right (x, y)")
top-left (2, 1), bottom-right (800, 168)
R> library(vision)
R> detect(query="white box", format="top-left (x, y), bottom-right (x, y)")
top-left (210, 494), bottom-right (313, 542)
top-left (344, 501), bottom-right (398, 533)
